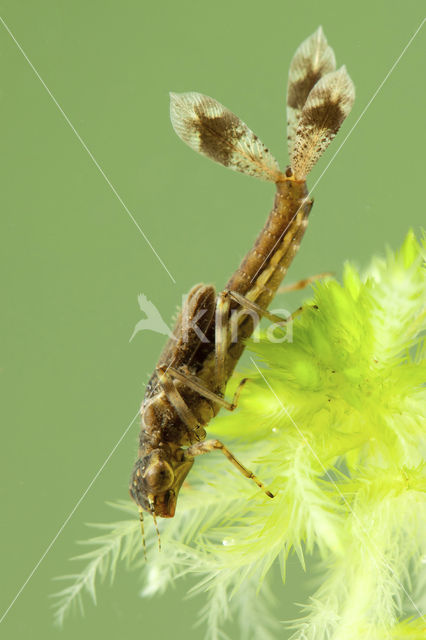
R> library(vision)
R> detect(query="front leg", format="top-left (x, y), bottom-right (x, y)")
top-left (156, 366), bottom-right (206, 442)
top-left (186, 439), bottom-right (274, 498)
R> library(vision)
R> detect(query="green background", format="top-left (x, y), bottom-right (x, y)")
top-left (1, 1), bottom-right (424, 638)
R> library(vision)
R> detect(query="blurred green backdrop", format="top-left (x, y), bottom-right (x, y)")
top-left (1, 1), bottom-right (425, 639)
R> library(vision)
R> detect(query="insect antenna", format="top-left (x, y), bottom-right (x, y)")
top-left (138, 508), bottom-right (147, 561)
top-left (148, 499), bottom-right (162, 551)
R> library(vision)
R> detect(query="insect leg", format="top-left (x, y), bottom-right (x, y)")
top-left (156, 366), bottom-right (206, 440)
top-left (186, 439), bottom-right (274, 498)
top-left (166, 366), bottom-right (248, 411)
top-left (277, 271), bottom-right (333, 293)
top-left (225, 289), bottom-right (302, 325)
top-left (214, 290), bottom-right (231, 392)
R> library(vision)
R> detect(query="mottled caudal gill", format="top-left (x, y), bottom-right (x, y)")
top-left (224, 175), bottom-right (312, 377)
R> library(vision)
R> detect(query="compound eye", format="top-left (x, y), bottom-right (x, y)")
top-left (144, 461), bottom-right (174, 492)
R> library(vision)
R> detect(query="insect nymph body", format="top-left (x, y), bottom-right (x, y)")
top-left (130, 27), bottom-right (355, 521)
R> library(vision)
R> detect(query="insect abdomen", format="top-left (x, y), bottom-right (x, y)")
top-left (226, 177), bottom-right (312, 307)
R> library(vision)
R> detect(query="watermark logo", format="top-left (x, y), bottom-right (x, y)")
top-left (129, 294), bottom-right (175, 342)
top-left (130, 292), bottom-right (293, 344)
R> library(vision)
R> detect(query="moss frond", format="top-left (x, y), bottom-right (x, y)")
top-left (54, 232), bottom-right (426, 638)
top-left (51, 511), bottom-right (140, 625)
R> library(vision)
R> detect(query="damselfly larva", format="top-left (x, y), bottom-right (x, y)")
top-left (130, 28), bottom-right (355, 532)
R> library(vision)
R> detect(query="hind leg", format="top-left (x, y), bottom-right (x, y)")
top-left (213, 288), bottom-right (298, 390)
top-left (165, 366), bottom-right (249, 412)
top-left (277, 271), bottom-right (332, 293)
